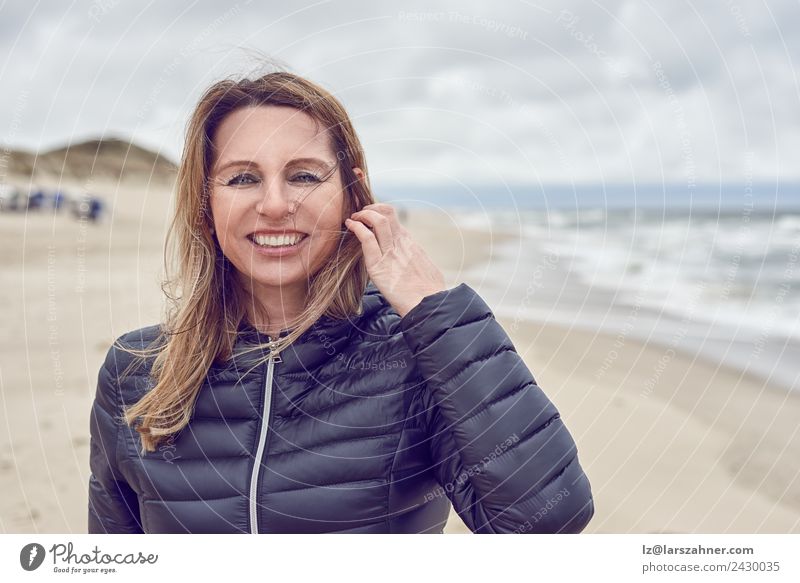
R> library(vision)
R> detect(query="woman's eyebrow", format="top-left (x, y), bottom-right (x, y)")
top-left (213, 159), bottom-right (259, 174)
top-left (285, 156), bottom-right (336, 168)
top-left (213, 157), bottom-right (334, 174)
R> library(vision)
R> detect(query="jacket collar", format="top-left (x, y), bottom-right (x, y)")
top-left (235, 280), bottom-right (385, 345)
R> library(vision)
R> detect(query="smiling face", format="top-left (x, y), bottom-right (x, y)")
top-left (208, 105), bottom-right (360, 310)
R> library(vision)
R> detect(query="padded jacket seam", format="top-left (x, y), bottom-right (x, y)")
top-left (417, 311), bottom-right (493, 355)
top-left (437, 345), bottom-right (515, 388)
top-left (454, 380), bottom-right (535, 429)
top-left (269, 430), bottom-right (403, 457)
top-left (274, 379), bottom-right (417, 421)
top-left (106, 360), bottom-right (124, 485)
top-left (513, 453), bottom-right (576, 509)
top-left (385, 390), bottom-right (416, 532)
top-left (272, 477), bottom-right (386, 494)
top-left (466, 412), bottom-right (561, 473)
top-left (144, 493), bottom-right (243, 503)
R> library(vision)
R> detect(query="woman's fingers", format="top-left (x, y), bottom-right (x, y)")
top-left (344, 218), bottom-right (382, 265)
top-left (349, 203), bottom-right (405, 252)
top-left (348, 208), bottom-right (395, 253)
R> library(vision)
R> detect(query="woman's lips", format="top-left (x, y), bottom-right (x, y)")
top-left (247, 233), bottom-right (309, 257)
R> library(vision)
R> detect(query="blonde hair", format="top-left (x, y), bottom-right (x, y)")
top-left (119, 67), bottom-right (374, 454)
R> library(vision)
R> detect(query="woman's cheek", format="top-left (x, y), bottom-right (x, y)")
top-left (307, 231), bottom-right (337, 272)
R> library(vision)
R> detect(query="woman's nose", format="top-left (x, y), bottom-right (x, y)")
top-left (254, 177), bottom-right (293, 217)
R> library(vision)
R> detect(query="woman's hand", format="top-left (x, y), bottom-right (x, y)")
top-left (345, 203), bottom-right (446, 317)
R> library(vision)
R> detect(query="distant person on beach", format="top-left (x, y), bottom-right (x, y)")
top-left (52, 190), bottom-right (65, 211)
top-left (27, 189), bottom-right (45, 210)
top-left (88, 68), bottom-right (594, 534)
top-left (71, 195), bottom-right (103, 222)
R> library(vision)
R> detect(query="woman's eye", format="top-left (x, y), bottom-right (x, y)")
top-left (226, 173), bottom-right (259, 186)
top-left (290, 172), bottom-right (321, 184)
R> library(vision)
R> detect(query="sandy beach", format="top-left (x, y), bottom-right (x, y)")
top-left (1, 181), bottom-right (798, 533)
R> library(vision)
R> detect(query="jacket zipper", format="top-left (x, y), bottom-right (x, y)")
top-left (249, 337), bottom-right (281, 534)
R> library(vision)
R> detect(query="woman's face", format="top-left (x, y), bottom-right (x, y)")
top-left (208, 105), bottom-right (363, 299)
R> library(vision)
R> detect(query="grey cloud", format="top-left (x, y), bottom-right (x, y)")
top-left (0, 0), bottom-right (797, 183)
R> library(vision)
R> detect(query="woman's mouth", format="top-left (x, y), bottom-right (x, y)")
top-left (247, 232), bottom-right (309, 257)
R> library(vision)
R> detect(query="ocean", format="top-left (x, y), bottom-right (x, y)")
top-left (382, 183), bottom-right (800, 392)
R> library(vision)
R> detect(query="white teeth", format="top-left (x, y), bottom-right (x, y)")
top-left (252, 233), bottom-right (305, 247)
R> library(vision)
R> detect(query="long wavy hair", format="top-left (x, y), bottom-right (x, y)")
top-left (119, 68), bottom-right (374, 454)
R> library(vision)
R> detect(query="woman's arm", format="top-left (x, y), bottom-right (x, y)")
top-left (400, 283), bottom-right (595, 534)
top-left (88, 343), bottom-right (144, 534)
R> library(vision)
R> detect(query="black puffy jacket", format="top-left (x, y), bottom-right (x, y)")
top-left (88, 282), bottom-right (594, 534)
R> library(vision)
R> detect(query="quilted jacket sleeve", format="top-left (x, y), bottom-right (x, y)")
top-left (399, 283), bottom-right (594, 533)
top-left (87, 340), bottom-right (144, 534)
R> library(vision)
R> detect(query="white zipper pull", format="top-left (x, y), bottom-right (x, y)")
top-left (267, 339), bottom-right (282, 363)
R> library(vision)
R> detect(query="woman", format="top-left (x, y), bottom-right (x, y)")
top-left (87, 70), bottom-right (594, 534)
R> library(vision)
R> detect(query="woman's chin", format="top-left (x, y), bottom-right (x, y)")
top-left (252, 275), bottom-right (306, 288)
top-left (241, 269), bottom-right (310, 290)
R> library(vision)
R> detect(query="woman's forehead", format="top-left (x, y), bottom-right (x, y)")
top-left (212, 106), bottom-right (332, 169)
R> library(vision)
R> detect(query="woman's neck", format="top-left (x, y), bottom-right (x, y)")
top-left (243, 278), bottom-right (308, 337)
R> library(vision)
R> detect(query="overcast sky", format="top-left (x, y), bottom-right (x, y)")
top-left (1, 0), bottom-right (798, 186)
